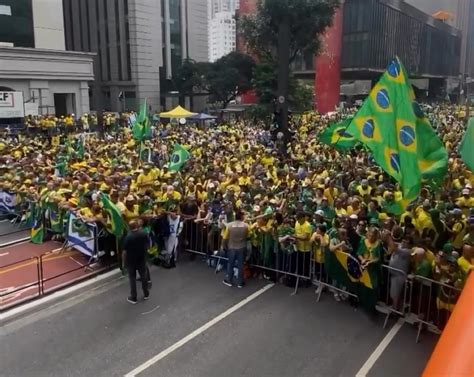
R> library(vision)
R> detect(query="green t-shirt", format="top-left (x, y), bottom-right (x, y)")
top-left (415, 259), bottom-right (432, 278)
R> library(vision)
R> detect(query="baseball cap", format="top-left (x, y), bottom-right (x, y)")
top-left (411, 247), bottom-right (425, 256)
top-left (315, 210), bottom-right (325, 217)
top-left (462, 188), bottom-right (470, 195)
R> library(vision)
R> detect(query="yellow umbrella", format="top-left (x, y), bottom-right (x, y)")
top-left (159, 105), bottom-right (197, 119)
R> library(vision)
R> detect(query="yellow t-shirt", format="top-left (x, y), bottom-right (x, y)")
top-left (123, 205), bottom-right (139, 223)
top-left (295, 221), bottom-right (312, 252)
top-left (335, 207), bottom-right (347, 216)
top-left (457, 256), bottom-right (473, 275)
top-left (80, 207), bottom-right (94, 218)
top-left (313, 233), bottom-right (329, 263)
top-left (137, 172), bottom-right (155, 188)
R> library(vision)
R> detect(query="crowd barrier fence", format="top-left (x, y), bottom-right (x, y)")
top-left (1, 212), bottom-right (462, 342)
top-left (1, 214), bottom-right (116, 311)
top-left (180, 218), bottom-right (461, 343)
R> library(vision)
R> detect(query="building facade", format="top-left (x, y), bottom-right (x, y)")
top-left (209, 0), bottom-right (236, 19)
top-left (405, 0), bottom-right (473, 82)
top-left (63, 0), bottom-right (208, 112)
top-left (209, 11), bottom-right (236, 62)
top-left (0, 0), bottom-right (94, 117)
top-left (63, 0), bottom-right (161, 112)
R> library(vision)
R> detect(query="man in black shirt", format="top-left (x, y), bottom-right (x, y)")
top-left (122, 219), bottom-right (150, 304)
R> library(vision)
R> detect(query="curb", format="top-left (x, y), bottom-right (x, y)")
top-left (0, 268), bottom-right (122, 325)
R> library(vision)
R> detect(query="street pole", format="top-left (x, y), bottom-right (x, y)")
top-left (277, 11), bottom-right (290, 143)
top-left (466, 77), bottom-right (470, 123)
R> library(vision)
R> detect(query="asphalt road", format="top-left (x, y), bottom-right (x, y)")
top-left (0, 260), bottom-right (437, 377)
top-left (0, 219), bottom-right (30, 246)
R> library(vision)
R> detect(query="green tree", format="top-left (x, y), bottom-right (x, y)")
top-left (241, 0), bottom-right (339, 137)
top-left (173, 59), bottom-right (207, 108)
top-left (204, 52), bottom-right (256, 109)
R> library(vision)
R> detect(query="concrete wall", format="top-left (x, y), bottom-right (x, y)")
top-left (0, 46), bottom-right (94, 115)
top-left (32, 0), bottom-right (66, 50)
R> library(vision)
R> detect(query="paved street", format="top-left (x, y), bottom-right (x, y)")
top-left (0, 260), bottom-right (437, 377)
top-left (0, 219), bottom-right (30, 247)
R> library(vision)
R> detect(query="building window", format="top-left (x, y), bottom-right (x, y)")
top-left (0, 0), bottom-right (34, 47)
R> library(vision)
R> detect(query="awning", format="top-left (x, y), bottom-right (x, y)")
top-left (188, 113), bottom-right (217, 121)
top-left (159, 105), bottom-right (197, 119)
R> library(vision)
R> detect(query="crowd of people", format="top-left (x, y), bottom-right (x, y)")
top-left (0, 103), bottom-right (473, 317)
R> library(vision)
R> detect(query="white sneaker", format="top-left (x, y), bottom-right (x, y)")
top-left (333, 293), bottom-right (341, 302)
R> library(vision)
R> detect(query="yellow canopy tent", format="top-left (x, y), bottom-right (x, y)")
top-left (159, 105), bottom-right (197, 119)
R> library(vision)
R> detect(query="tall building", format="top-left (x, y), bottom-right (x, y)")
top-left (187, 0), bottom-right (209, 63)
top-left (209, 0), bottom-right (236, 19)
top-left (405, 0), bottom-right (473, 80)
top-left (0, 0), bottom-right (94, 117)
top-left (209, 11), bottom-right (236, 62)
top-left (63, 0), bottom-right (208, 112)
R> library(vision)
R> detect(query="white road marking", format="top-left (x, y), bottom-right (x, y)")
top-left (0, 237), bottom-right (31, 249)
top-left (141, 305), bottom-right (160, 315)
top-left (125, 283), bottom-right (275, 377)
top-left (0, 252), bottom-right (9, 257)
top-left (355, 318), bottom-right (404, 377)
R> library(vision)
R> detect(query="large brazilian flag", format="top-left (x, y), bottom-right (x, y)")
top-left (346, 57), bottom-right (447, 204)
top-left (319, 118), bottom-right (357, 151)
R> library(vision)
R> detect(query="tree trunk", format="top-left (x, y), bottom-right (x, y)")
top-left (277, 12), bottom-right (290, 144)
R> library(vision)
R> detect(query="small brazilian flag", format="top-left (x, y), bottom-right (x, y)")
top-left (100, 193), bottom-right (126, 237)
top-left (31, 204), bottom-right (45, 244)
top-left (459, 118), bottom-right (474, 172)
top-left (319, 118), bottom-right (357, 150)
top-left (132, 99), bottom-right (151, 141)
top-left (346, 57), bottom-right (447, 203)
top-left (324, 249), bottom-right (378, 311)
top-left (169, 144), bottom-right (190, 172)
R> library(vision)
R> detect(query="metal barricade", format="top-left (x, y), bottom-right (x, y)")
top-left (408, 275), bottom-right (461, 343)
top-left (377, 264), bottom-right (412, 328)
top-left (169, 219), bottom-right (465, 343)
top-left (311, 252), bottom-right (358, 302)
top-left (0, 256), bottom-right (42, 310)
top-left (1, 219), bottom-right (117, 310)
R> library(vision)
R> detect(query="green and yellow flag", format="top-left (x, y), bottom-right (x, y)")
top-left (132, 99), bottom-right (151, 141)
top-left (459, 118), bottom-right (474, 172)
top-left (346, 58), bottom-right (447, 203)
top-left (168, 144), bottom-right (190, 172)
top-left (324, 249), bottom-right (378, 311)
top-left (31, 204), bottom-right (45, 244)
top-left (319, 118), bottom-right (357, 150)
top-left (100, 193), bottom-right (126, 237)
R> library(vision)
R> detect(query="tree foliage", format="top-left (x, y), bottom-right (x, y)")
top-left (204, 52), bottom-right (256, 109)
top-left (170, 53), bottom-right (255, 109)
top-left (240, 0), bottom-right (339, 63)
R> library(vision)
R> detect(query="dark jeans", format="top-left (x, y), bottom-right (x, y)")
top-left (128, 261), bottom-right (149, 299)
top-left (226, 248), bottom-right (245, 286)
top-left (296, 251), bottom-right (311, 278)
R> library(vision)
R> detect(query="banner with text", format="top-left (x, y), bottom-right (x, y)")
top-left (0, 92), bottom-right (25, 118)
